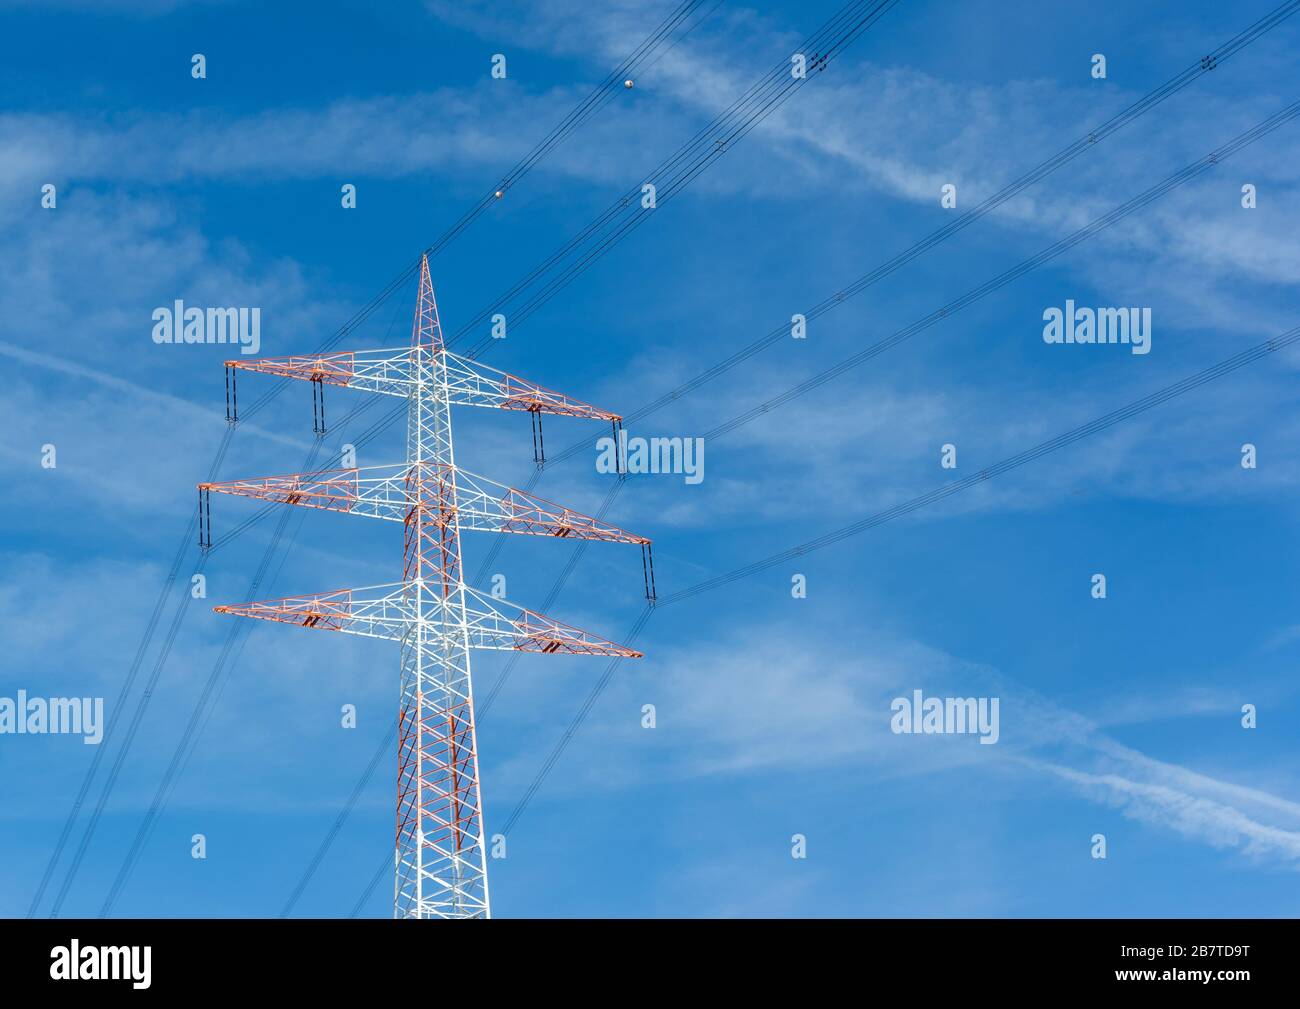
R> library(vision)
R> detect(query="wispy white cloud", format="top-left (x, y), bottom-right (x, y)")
top-left (0, 340), bottom-right (309, 453)
top-left (6, 0), bottom-right (1293, 295)
top-left (426, 0), bottom-right (1300, 292)
top-left (509, 615), bottom-right (1300, 869)
top-left (1031, 760), bottom-right (1300, 863)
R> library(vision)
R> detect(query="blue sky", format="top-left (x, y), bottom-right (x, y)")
top-left (2, 0), bottom-right (1300, 918)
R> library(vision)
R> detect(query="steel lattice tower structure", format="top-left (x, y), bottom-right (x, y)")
top-left (199, 256), bottom-right (653, 918)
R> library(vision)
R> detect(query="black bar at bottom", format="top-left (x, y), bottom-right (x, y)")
top-left (0, 918), bottom-right (1289, 996)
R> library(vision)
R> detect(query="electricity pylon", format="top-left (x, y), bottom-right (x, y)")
top-left (200, 256), bottom-right (653, 919)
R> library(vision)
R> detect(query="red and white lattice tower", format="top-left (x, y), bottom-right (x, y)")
top-left (199, 256), bottom-right (653, 918)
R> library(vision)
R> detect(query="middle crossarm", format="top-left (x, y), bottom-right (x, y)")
top-left (200, 463), bottom-right (649, 544)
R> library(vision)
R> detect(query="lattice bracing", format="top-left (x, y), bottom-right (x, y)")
top-left (201, 463), bottom-right (648, 544)
top-left (207, 253), bottom-right (648, 920)
top-left (225, 347), bottom-right (623, 422)
top-left (215, 580), bottom-right (642, 657)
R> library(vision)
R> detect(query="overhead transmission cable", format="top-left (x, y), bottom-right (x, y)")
top-left (451, 0), bottom-right (904, 355)
top-left (29, 2), bottom-right (713, 918)
top-left (485, 321), bottom-right (1300, 891)
top-left (346, 94), bottom-right (1300, 914)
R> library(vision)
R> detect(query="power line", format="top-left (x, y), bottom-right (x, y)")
top-left (46, 279), bottom-right (413, 916)
top-left (216, 0), bottom-right (916, 570)
top-left (452, 0), bottom-right (904, 355)
top-left (430, 0), bottom-right (714, 255)
top-left (668, 327), bottom-right (1300, 603)
top-left (462, 100), bottom-right (1300, 854)
top-left (459, 40), bottom-right (1299, 593)
top-left (75, 371), bottom-right (410, 914)
top-left (698, 101), bottom-right (1300, 442)
top-left (30, 1), bottom-right (707, 916)
top-left (238, 0), bottom-right (716, 424)
top-left (400, 94), bottom-right (1300, 907)
top-left (33, 428), bottom-right (235, 919)
top-left (335, 12), bottom-right (1300, 913)
top-left (280, 716), bottom-right (399, 919)
top-left (472, 99), bottom-right (1300, 497)
top-left (97, 439), bottom-right (328, 917)
top-left (436, 2), bottom-right (1300, 594)
top-left (81, 0), bottom-right (900, 916)
top-left (490, 323), bottom-right (1300, 873)
top-left (141, 500), bottom-right (317, 882)
top-left (531, 0), bottom-right (1300, 468)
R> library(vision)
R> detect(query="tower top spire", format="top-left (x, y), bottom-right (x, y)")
top-left (411, 254), bottom-right (442, 353)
